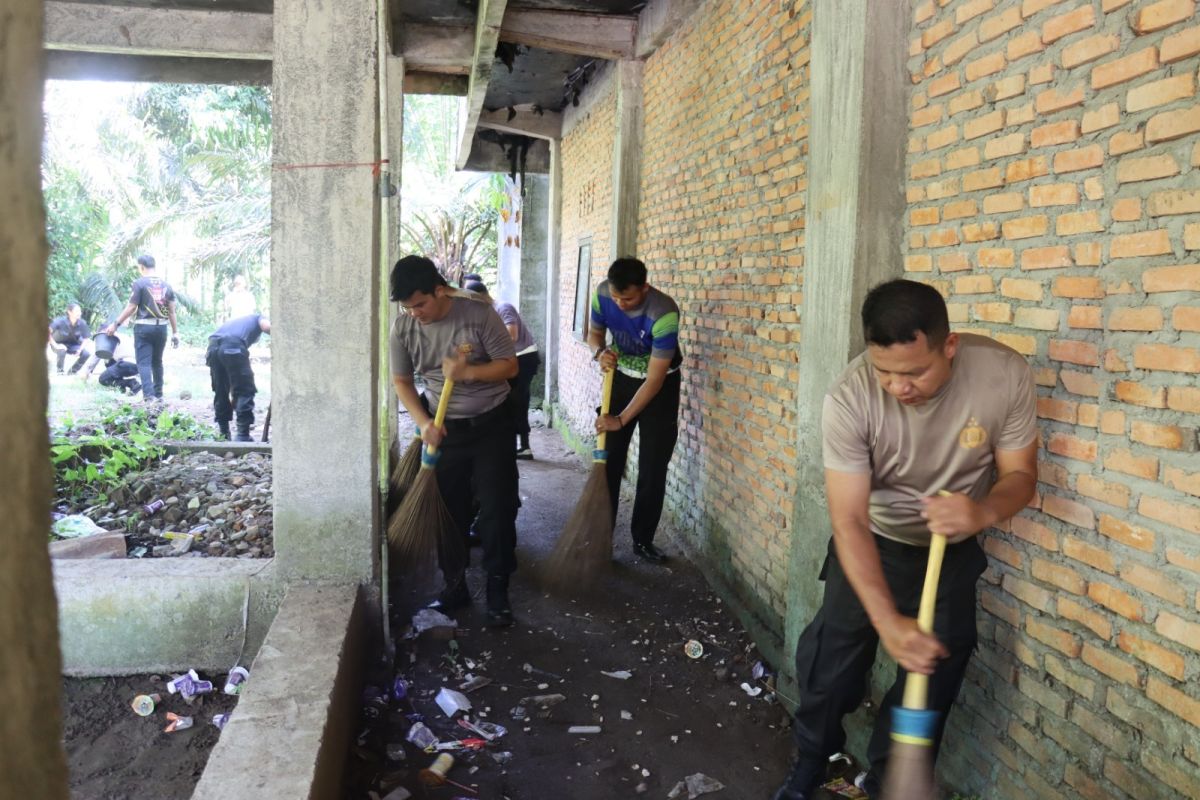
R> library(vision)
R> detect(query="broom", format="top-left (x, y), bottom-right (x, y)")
top-left (390, 434), bottom-right (424, 502)
top-left (387, 381), bottom-right (466, 578)
top-left (881, 525), bottom-right (948, 800)
top-left (541, 366), bottom-right (616, 595)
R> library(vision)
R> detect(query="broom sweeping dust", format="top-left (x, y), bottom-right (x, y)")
top-left (387, 380), bottom-right (466, 582)
top-left (541, 366), bottom-right (616, 595)
top-left (881, 522), bottom-right (948, 800)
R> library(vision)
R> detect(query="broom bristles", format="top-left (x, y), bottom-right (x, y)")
top-left (388, 466), bottom-right (466, 580)
top-left (390, 435), bottom-right (424, 499)
top-left (541, 464), bottom-right (614, 596)
top-left (880, 739), bottom-right (938, 800)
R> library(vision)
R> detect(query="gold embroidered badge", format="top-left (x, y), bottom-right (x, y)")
top-left (958, 417), bottom-right (987, 449)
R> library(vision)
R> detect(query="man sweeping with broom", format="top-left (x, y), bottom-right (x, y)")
top-left (772, 280), bottom-right (1037, 800)
top-left (389, 255), bottom-right (520, 628)
top-left (587, 257), bottom-right (683, 564)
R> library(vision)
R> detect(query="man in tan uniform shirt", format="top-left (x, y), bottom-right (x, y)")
top-left (773, 280), bottom-right (1038, 800)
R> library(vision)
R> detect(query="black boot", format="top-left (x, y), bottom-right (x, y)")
top-left (235, 424), bottom-right (252, 442)
top-left (485, 574), bottom-right (513, 628)
top-left (217, 421), bottom-right (231, 440)
top-left (426, 574), bottom-right (471, 613)
top-left (771, 757), bottom-right (826, 800)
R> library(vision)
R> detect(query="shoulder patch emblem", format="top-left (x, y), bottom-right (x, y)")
top-left (959, 417), bottom-right (988, 449)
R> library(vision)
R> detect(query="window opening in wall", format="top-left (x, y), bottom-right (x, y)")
top-left (572, 239), bottom-right (593, 342)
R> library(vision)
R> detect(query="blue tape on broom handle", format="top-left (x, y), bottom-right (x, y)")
top-left (891, 707), bottom-right (940, 745)
top-left (592, 448), bottom-right (608, 464)
top-left (421, 448), bottom-right (442, 468)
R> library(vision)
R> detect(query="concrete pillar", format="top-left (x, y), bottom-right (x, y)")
top-left (781, 0), bottom-right (908, 702)
top-left (544, 139), bottom-right (563, 410)
top-left (382, 55), bottom-right (404, 469)
top-left (0, 3), bottom-right (70, 797)
top-left (271, 0), bottom-right (382, 585)
top-left (610, 59), bottom-right (643, 259)
top-left (518, 173), bottom-right (550, 404)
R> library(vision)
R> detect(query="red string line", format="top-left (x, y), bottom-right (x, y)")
top-left (273, 158), bottom-right (390, 176)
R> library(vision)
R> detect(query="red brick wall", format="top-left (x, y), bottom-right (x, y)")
top-left (558, 82), bottom-right (617, 435)
top-left (907, 1), bottom-right (1200, 796)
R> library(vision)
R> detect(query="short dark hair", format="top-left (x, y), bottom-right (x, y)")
top-left (464, 280), bottom-right (488, 294)
top-left (66, 302), bottom-right (82, 313)
top-left (390, 255), bottom-right (447, 301)
top-left (861, 279), bottom-right (950, 348)
top-left (136, 254), bottom-right (155, 270)
top-left (607, 258), bottom-right (647, 292)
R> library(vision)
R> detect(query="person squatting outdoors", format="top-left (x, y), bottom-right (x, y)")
top-left (462, 278), bottom-right (540, 460)
top-left (104, 255), bottom-right (179, 403)
top-left (588, 257), bottom-right (683, 565)
top-left (92, 332), bottom-right (140, 395)
top-left (48, 302), bottom-right (92, 375)
top-left (771, 280), bottom-right (1038, 800)
top-left (389, 256), bottom-right (520, 627)
top-left (206, 314), bottom-right (271, 442)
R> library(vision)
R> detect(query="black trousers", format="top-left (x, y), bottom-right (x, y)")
top-left (791, 535), bottom-right (987, 777)
top-left (52, 340), bottom-right (90, 374)
top-left (206, 336), bottom-right (256, 427)
top-left (604, 369), bottom-right (680, 547)
top-left (434, 404), bottom-right (520, 579)
top-left (133, 324), bottom-right (168, 400)
top-left (508, 351), bottom-right (541, 439)
top-left (99, 361), bottom-right (139, 392)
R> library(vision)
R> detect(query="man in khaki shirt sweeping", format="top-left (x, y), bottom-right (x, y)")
top-left (772, 279), bottom-right (1038, 800)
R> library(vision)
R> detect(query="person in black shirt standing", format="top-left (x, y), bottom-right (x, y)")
top-left (104, 255), bottom-right (179, 402)
top-left (47, 302), bottom-right (93, 375)
top-left (207, 314), bottom-right (271, 441)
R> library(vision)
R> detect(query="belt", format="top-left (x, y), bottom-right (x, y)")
top-left (134, 318), bottom-right (169, 326)
top-left (617, 363), bottom-right (681, 379)
top-left (442, 401), bottom-right (509, 432)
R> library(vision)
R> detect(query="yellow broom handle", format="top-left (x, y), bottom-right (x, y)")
top-left (902, 493), bottom-right (952, 709)
top-left (596, 367), bottom-right (616, 451)
top-left (426, 379), bottom-right (455, 456)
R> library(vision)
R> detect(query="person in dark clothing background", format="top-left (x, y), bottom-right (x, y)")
top-left (463, 279), bottom-right (541, 459)
top-left (104, 254), bottom-right (179, 402)
top-left (93, 334), bottom-right (141, 395)
top-left (206, 314), bottom-right (271, 441)
top-left (48, 302), bottom-right (92, 375)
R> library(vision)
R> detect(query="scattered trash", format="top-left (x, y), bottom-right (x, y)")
top-left (143, 499), bottom-right (166, 515)
top-left (52, 514), bottom-right (106, 539)
top-left (822, 777), bottom-right (868, 798)
top-left (406, 722), bottom-right (439, 750)
top-left (751, 661), bottom-right (771, 681)
top-left (522, 662), bottom-right (563, 681)
top-left (164, 712), bottom-right (193, 733)
top-left (167, 669), bottom-right (214, 700)
top-left (620, 710), bottom-right (633, 720)
top-left (509, 705), bottom-right (527, 721)
top-left (212, 713), bottom-right (231, 730)
top-left (435, 688), bottom-right (472, 718)
top-left (740, 682), bottom-right (763, 697)
top-left (458, 718), bottom-right (506, 741)
top-left (568, 725), bottom-right (602, 734)
top-left (601, 670), bottom-right (633, 680)
top-left (418, 753), bottom-right (477, 794)
top-left (490, 751), bottom-right (513, 766)
top-left (518, 693), bottom-right (566, 708)
top-left (684, 640), bottom-right (704, 659)
top-left (411, 608), bottom-right (457, 636)
top-left (667, 772), bottom-right (725, 799)
top-left (458, 674), bottom-right (492, 693)
top-left (130, 693), bottom-right (160, 717)
top-left (392, 676), bottom-right (409, 701)
top-left (385, 742), bottom-right (407, 762)
top-left (224, 666), bottom-right (249, 695)
top-left (129, 546), bottom-right (149, 558)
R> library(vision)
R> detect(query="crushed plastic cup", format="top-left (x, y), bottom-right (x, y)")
top-left (224, 666), bottom-right (249, 695)
top-left (131, 693), bottom-right (161, 717)
top-left (406, 721), bottom-right (439, 751)
top-left (684, 640), bottom-right (704, 659)
top-left (212, 712), bottom-right (231, 730)
top-left (164, 712), bottom-right (194, 733)
top-left (435, 688), bottom-right (472, 718)
top-left (168, 669), bottom-right (214, 700)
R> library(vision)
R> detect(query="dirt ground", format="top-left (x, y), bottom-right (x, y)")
top-left (61, 673), bottom-right (239, 800)
top-left (351, 425), bottom-right (816, 800)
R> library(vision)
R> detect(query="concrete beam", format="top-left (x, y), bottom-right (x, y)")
top-left (45, 51), bottom-right (271, 85)
top-left (610, 60), bottom-right (644, 259)
top-left (1, 1), bottom-right (69, 796)
top-left (464, 134), bottom-right (551, 174)
top-left (192, 584), bottom-right (364, 800)
top-left (783, 0), bottom-right (908, 710)
top-left (44, 1), bottom-right (271, 60)
top-left (456, 0), bottom-right (509, 170)
top-left (636, 0), bottom-right (704, 58)
top-left (54, 560), bottom-right (282, 675)
top-left (499, 8), bottom-right (637, 60)
top-left (479, 104), bottom-right (562, 140)
top-left (397, 22), bottom-right (472, 74)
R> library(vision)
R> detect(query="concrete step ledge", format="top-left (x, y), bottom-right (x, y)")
top-left (158, 439), bottom-right (272, 455)
top-left (192, 582), bottom-right (365, 800)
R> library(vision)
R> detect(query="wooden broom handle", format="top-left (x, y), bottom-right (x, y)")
top-left (901, 493), bottom-right (951, 709)
top-left (425, 379), bottom-right (455, 456)
top-left (596, 367), bottom-right (616, 451)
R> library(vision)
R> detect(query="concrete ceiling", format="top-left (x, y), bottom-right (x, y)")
top-left (62, 0), bottom-right (273, 12)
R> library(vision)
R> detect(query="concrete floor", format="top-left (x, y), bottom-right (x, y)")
top-left (370, 425), bottom-right (802, 799)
